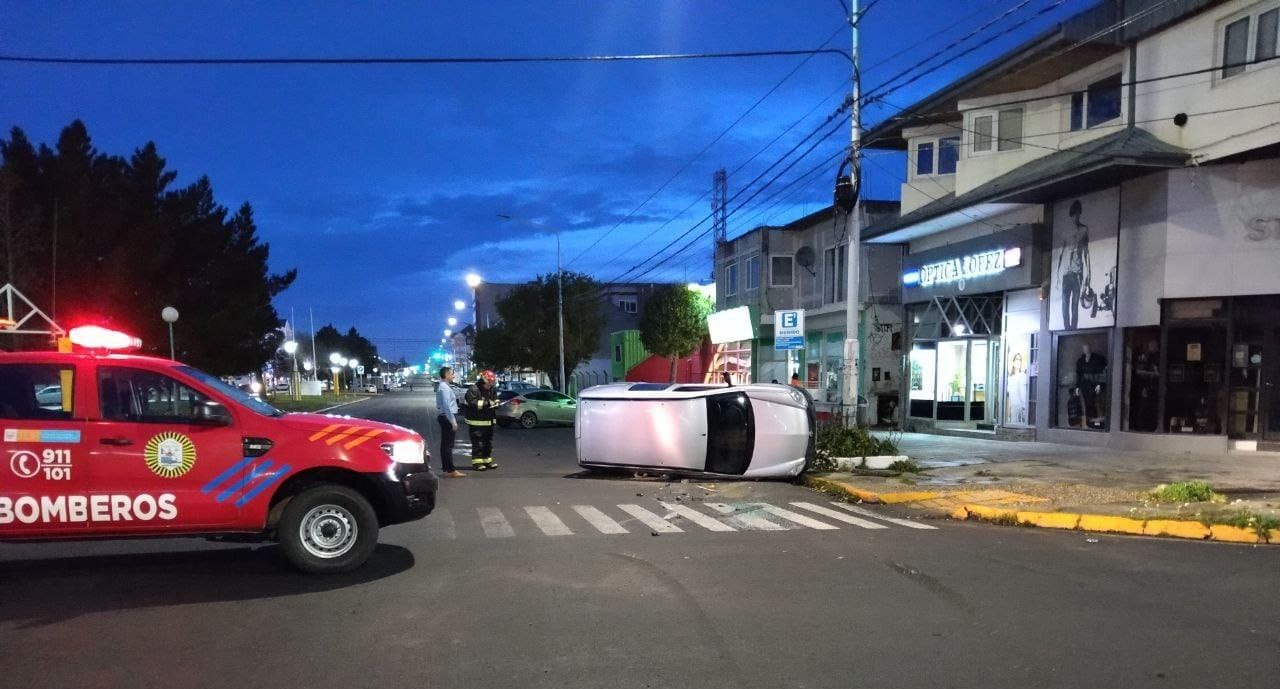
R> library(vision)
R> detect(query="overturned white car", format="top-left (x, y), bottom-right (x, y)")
top-left (575, 382), bottom-right (815, 479)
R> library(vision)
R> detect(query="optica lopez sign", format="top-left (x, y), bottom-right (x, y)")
top-left (902, 247), bottom-right (1022, 291)
top-left (774, 309), bottom-right (805, 351)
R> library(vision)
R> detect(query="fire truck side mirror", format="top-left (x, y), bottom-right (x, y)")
top-left (193, 401), bottom-right (234, 427)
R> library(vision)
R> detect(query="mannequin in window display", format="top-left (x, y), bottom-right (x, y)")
top-left (1005, 352), bottom-right (1029, 425)
top-left (1130, 340), bottom-right (1159, 432)
top-left (1076, 343), bottom-right (1108, 428)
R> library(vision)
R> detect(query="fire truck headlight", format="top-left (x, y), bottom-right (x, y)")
top-left (381, 440), bottom-right (425, 464)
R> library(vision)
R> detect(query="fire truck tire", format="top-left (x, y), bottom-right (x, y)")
top-left (278, 484), bottom-right (380, 574)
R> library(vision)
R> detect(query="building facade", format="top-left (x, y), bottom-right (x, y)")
top-left (862, 0), bottom-right (1280, 450)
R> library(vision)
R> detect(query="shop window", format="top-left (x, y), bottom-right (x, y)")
top-left (0, 364), bottom-right (75, 420)
top-left (909, 343), bottom-right (936, 418)
top-left (1028, 333), bottom-right (1039, 426)
top-left (1121, 327), bottom-right (1161, 432)
top-left (1004, 333), bottom-right (1033, 427)
top-left (1164, 325), bottom-right (1226, 435)
top-left (1054, 331), bottom-right (1110, 431)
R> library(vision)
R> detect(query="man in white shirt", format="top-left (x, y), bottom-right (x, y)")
top-left (435, 366), bottom-right (465, 478)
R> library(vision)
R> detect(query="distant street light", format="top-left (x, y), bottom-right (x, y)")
top-left (447, 317), bottom-right (457, 327)
top-left (444, 329), bottom-right (452, 337)
top-left (453, 300), bottom-right (466, 311)
top-left (465, 273), bottom-right (482, 289)
top-left (282, 340), bottom-right (299, 400)
top-left (161, 307), bottom-right (179, 360)
top-left (329, 352), bottom-right (342, 365)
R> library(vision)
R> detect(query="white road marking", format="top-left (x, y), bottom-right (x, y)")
top-left (572, 505), bottom-right (629, 534)
top-left (423, 508), bottom-right (457, 539)
top-left (658, 501), bottom-right (736, 532)
top-left (617, 504), bottom-right (683, 533)
top-left (831, 502), bottom-right (939, 529)
top-left (524, 506), bottom-right (574, 536)
top-left (477, 507), bottom-right (516, 538)
top-left (789, 502), bottom-right (888, 529)
top-left (755, 504), bottom-right (840, 530)
top-left (705, 502), bottom-right (787, 531)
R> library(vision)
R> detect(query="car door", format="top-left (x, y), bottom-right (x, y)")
top-left (0, 361), bottom-right (92, 538)
top-left (546, 392), bottom-right (577, 424)
top-left (85, 365), bottom-right (243, 531)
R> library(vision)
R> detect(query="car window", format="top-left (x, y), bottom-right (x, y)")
top-left (498, 390), bottom-right (519, 401)
top-left (0, 364), bottom-right (75, 420)
top-left (178, 366), bottom-right (281, 417)
top-left (525, 391), bottom-right (555, 401)
top-left (98, 367), bottom-right (215, 424)
top-left (550, 392), bottom-right (574, 402)
top-left (705, 392), bottom-right (755, 475)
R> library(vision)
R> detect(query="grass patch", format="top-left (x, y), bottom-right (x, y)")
top-left (1200, 510), bottom-right (1280, 537)
top-left (887, 459), bottom-right (922, 474)
top-left (1149, 481), bottom-right (1219, 504)
top-left (268, 394), bottom-right (370, 413)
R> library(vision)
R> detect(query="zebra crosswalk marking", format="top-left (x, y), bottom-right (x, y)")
top-left (658, 501), bottom-right (736, 532)
top-left (477, 507), bottom-right (515, 538)
top-left (617, 504), bottom-right (683, 533)
top-left (524, 506), bottom-right (574, 536)
top-left (789, 502), bottom-right (888, 529)
top-left (832, 502), bottom-right (939, 530)
top-left (423, 508), bottom-right (457, 539)
top-left (755, 504), bottom-right (840, 530)
top-left (704, 502), bottom-right (787, 531)
top-left (572, 505), bottom-right (629, 534)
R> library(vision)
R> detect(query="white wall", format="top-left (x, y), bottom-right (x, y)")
top-left (1137, 0), bottom-right (1280, 161)
top-left (908, 205), bottom-right (1043, 253)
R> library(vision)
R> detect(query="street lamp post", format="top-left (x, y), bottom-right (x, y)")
top-left (329, 352), bottom-right (344, 397)
top-left (161, 307), bottom-right (179, 360)
top-left (465, 273), bottom-right (482, 379)
top-left (350, 358), bottom-right (360, 390)
top-left (497, 214), bottom-right (566, 393)
top-left (283, 340), bottom-right (299, 400)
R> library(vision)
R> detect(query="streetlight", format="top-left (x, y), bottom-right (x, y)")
top-left (161, 307), bottom-right (179, 360)
top-left (329, 353), bottom-right (344, 396)
top-left (447, 317), bottom-right (457, 327)
top-left (283, 340), bottom-right (299, 400)
top-left (349, 358), bottom-right (360, 389)
top-left (453, 299), bottom-right (466, 311)
top-left (330, 366), bottom-right (341, 397)
top-left (498, 213), bottom-right (565, 393)
top-left (444, 329), bottom-right (452, 337)
top-left (465, 273), bottom-right (482, 289)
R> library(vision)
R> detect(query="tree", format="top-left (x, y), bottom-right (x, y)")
top-left (0, 121), bottom-right (295, 373)
top-left (480, 272), bottom-right (603, 389)
top-left (639, 284), bottom-right (712, 382)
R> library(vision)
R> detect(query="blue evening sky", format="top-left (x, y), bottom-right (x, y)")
top-left (1, 0), bottom-right (1091, 361)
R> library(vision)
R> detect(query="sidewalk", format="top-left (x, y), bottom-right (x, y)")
top-left (806, 432), bottom-right (1280, 544)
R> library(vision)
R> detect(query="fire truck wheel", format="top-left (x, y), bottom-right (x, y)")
top-left (278, 484), bottom-right (379, 574)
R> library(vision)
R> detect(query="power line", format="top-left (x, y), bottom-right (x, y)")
top-left (564, 25), bottom-right (847, 269)
top-left (0, 47), bottom-right (853, 67)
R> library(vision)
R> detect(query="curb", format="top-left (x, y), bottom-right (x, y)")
top-left (803, 474), bottom-right (1278, 545)
top-left (316, 396), bottom-right (376, 414)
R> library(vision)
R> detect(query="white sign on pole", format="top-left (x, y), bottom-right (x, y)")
top-left (774, 309), bottom-right (805, 351)
top-left (357, 365), bottom-right (365, 374)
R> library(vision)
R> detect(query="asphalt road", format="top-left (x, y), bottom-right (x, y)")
top-left (2, 389), bottom-right (1278, 689)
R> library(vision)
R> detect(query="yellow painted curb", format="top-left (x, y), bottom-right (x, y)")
top-left (965, 504), bottom-right (1015, 521)
top-left (1209, 524), bottom-right (1262, 544)
top-left (877, 490), bottom-right (944, 504)
top-left (948, 505), bottom-right (970, 520)
top-left (1016, 511), bottom-right (1081, 530)
top-left (803, 476), bottom-right (885, 504)
top-left (1076, 514), bottom-right (1147, 536)
top-left (1143, 519), bottom-right (1210, 540)
top-left (1270, 529), bottom-right (1280, 544)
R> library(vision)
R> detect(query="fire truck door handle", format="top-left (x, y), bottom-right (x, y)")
top-left (100, 437), bottom-right (134, 446)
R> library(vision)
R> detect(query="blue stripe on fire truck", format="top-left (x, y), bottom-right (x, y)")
top-left (201, 458), bottom-right (291, 506)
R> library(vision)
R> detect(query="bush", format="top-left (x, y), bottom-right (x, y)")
top-left (1149, 481), bottom-right (1218, 504)
top-left (887, 459), bottom-right (922, 474)
top-left (816, 424), bottom-right (900, 461)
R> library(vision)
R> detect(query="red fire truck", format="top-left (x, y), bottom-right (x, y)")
top-left (0, 325), bottom-right (437, 573)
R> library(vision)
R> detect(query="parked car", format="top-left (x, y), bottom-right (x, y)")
top-left (497, 389), bottom-right (577, 428)
top-left (575, 382), bottom-right (814, 479)
top-left (34, 384), bottom-right (62, 408)
top-left (362, 383), bottom-right (378, 393)
top-left (498, 380), bottom-right (543, 394)
top-left (272, 381), bottom-right (291, 392)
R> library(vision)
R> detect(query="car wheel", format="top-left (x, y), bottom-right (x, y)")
top-left (278, 484), bottom-right (379, 574)
top-left (520, 411), bottom-right (538, 429)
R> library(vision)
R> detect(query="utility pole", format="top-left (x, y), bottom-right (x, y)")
top-left (841, 0), bottom-right (863, 427)
top-left (557, 229), bottom-right (566, 395)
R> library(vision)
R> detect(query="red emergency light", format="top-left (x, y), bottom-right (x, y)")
top-left (68, 325), bottom-right (142, 351)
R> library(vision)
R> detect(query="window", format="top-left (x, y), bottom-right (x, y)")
top-left (996, 108), bottom-right (1023, 151)
top-left (1070, 73), bottom-right (1123, 131)
top-left (745, 255), bottom-right (760, 290)
top-left (973, 115), bottom-right (993, 152)
top-left (525, 391), bottom-right (556, 401)
top-left (618, 297), bottom-right (637, 314)
top-left (915, 141), bottom-right (934, 175)
top-left (0, 364), bottom-right (75, 420)
top-left (614, 345), bottom-right (622, 363)
top-left (1222, 6), bottom-right (1279, 79)
top-left (1122, 327), bottom-right (1161, 432)
top-left (1224, 16), bottom-right (1251, 78)
top-left (1053, 331), bottom-right (1110, 431)
top-left (770, 255), bottom-right (794, 287)
top-left (823, 244), bottom-right (847, 303)
top-left (99, 367), bottom-right (214, 424)
top-left (725, 262), bottom-right (739, 296)
top-left (938, 137), bottom-right (960, 174)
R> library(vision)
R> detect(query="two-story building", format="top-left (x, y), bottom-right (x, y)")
top-left (712, 202), bottom-right (903, 421)
top-left (863, 0), bottom-right (1280, 451)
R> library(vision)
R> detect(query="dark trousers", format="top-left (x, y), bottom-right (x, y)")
top-left (437, 416), bottom-right (456, 473)
top-left (468, 423), bottom-right (494, 463)
top-left (1061, 271), bottom-right (1081, 330)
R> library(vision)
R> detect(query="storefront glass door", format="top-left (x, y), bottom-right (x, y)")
top-left (1266, 326), bottom-right (1280, 443)
top-left (935, 340), bottom-right (968, 420)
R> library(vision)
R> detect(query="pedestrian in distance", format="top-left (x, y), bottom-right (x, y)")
top-left (790, 373), bottom-right (804, 389)
top-left (435, 366), bottom-right (465, 478)
top-left (464, 369), bottom-right (500, 471)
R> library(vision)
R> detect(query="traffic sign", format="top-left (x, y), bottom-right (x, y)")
top-left (357, 365), bottom-right (365, 374)
top-left (774, 309), bottom-right (805, 351)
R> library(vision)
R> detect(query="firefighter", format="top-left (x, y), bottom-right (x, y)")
top-left (464, 370), bottom-right (500, 471)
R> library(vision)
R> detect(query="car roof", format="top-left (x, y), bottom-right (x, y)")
top-left (578, 382), bottom-right (794, 400)
top-left (0, 350), bottom-right (183, 368)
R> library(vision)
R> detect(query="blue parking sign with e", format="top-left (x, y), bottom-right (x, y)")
top-left (774, 309), bottom-right (805, 351)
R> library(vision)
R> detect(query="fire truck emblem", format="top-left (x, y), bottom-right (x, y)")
top-left (145, 432), bottom-right (197, 478)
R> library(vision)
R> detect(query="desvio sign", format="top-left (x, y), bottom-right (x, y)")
top-left (774, 309), bottom-right (804, 351)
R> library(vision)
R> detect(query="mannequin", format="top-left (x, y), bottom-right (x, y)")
top-left (1076, 343), bottom-right (1108, 428)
